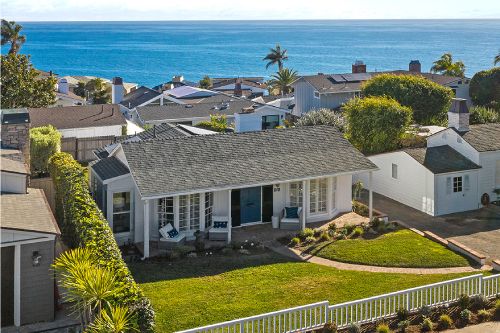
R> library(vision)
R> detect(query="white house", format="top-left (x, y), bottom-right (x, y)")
top-left (89, 126), bottom-right (377, 257)
top-left (111, 77), bottom-right (165, 118)
top-left (356, 99), bottom-right (500, 216)
top-left (211, 77), bottom-right (268, 97)
top-left (293, 60), bottom-right (471, 115)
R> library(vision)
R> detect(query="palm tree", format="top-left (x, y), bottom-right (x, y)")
top-left (87, 305), bottom-right (137, 333)
top-left (430, 53), bottom-right (465, 77)
top-left (1, 20), bottom-right (26, 54)
top-left (268, 68), bottom-right (298, 95)
top-left (495, 51), bottom-right (500, 66)
top-left (263, 44), bottom-right (288, 71)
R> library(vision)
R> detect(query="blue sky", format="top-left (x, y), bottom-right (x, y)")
top-left (2, 0), bottom-right (500, 21)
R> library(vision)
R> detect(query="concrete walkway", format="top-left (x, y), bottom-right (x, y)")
top-left (268, 243), bottom-right (482, 274)
top-left (444, 322), bottom-right (500, 333)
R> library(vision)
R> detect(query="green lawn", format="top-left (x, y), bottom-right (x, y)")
top-left (129, 252), bottom-right (473, 332)
top-left (305, 229), bottom-right (471, 268)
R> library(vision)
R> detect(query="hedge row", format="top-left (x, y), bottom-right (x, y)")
top-left (48, 152), bottom-right (155, 332)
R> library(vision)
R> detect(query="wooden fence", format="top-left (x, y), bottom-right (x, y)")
top-left (30, 177), bottom-right (56, 213)
top-left (176, 273), bottom-right (500, 333)
top-left (61, 136), bottom-right (116, 162)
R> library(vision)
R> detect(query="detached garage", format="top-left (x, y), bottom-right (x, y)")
top-left (356, 145), bottom-right (481, 216)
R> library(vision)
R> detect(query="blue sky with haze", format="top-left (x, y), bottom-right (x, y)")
top-left (2, 0), bottom-right (500, 21)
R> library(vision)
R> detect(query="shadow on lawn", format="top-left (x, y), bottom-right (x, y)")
top-left (128, 251), bottom-right (297, 283)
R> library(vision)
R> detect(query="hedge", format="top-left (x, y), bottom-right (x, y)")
top-left (470, 67), bottom-right (500, 110)
top-left (48, 152), bottom-right (155, 332)
top-left (30, 125), bottom-right (61, 176)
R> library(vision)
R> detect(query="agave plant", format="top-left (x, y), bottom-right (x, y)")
top-left (86, 305), bottom-right (138, 333)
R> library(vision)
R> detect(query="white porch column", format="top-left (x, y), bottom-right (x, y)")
top-left (200, 192), bottom-right (206, 232)
top-left (368, 171), bottom-right (373, 221)
top-left (301, 180), bottom-right (307, 230)
top-left (14, 244), bottom-right (21, 326)
top-left (174, 196), bottom-right (180, 231)
top-left (228, 189), bottom-right (232, 243)
top-left (143, 200), bottom-right (150, 258)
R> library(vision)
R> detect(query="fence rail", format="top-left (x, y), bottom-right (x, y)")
top-left (176, 274), bottom-right (500, 333)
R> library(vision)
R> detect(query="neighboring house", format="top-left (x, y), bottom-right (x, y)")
top-left (293, 60), bottom-right (471, 115)
top-left (111, 78), bottom-right (165, 117)
top-left (89, 125), bottom-right (377, 256)
top-left (28, 104), bottom-right (130, 138)
top-left (211, 77), bottom-right (268, 97)
top-left (356, 99), bottom-right (500, 216)
top-left (54, 78), bottom-right (86, 107)
top-left (152, 75), bottom-right (199, 92)
top-left (163, 86), bottom-right (218, 104)
top-left (59, 75), bottom-right (137, 94)
top-left (1, 124), bottom-right (60, 328)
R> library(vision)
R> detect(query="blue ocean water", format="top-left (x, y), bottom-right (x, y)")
top-left (3, 20), bottom-right (500, 87)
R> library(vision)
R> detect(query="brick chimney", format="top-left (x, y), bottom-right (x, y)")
top-left (352, 60), bottom-right (366, 74)
top-left (448, 98), bottom-right (469, 132)
top-left (409, 60), bottom-right (421, 73)
top-left (1, 108), bottom-right (31, 169)
top-left (234, 78), bottom-right (243, 97)
top-left (112, 77), bottom-right (125, 104)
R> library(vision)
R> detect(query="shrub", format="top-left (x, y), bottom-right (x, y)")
top-left (295, 108), bottom-right (346, 131)
top-left (457, 294), bottom-right (470, 310)
top-left (344, 223), bottom-right (356, 235)
top-left (304, 236), bottom-right (316, 244)
top-left (420, 318), bottom-right (433, 332)
top-left (459, 309), bottom-right (472, 324)
top-left (437, 314), bottom-right (453, 330)
top-left (328, 222), bottom-right (337, 232)
top-left (371, 218), bottom-right (382, 229)
top-left (419, 305), bottom-right (432, 318)
top-left (30, 125), bottom-right (61, 176)
top-left (298, 228), bottom-right (315, 240)
top-left (314, 228), bottom-right (323, 238)
top-left (397, 307), bottom-right (409, 321)
top-left (469, 106), bottom-right (499, 124)
top-left (290, 237), bottom-right (301, 247)
top-left (321, 322), bottom-right (337, 333)
top-left (48, 152), bottom-right (154, 332)
top-left (495, 299), bottom-right (500, 318)
top-left (477, 309), bottom-right (491, 322)
top-left (319, 231), bottom-right (330, 242)
top-left (347, 322), bottom-right (361, 333)
top-left (343, 96), bottom-right (412, 154)
top-left (397, 320), bottom-right (410, 332)
top-left (352, 200), bottom-right (369, 217)
top-left (376, 323), bottom-right (390, 333)
top-left (361, 73), bottom-right (453, 125)
top-left (352, 226), bottom-right (364, 238)
top-left (470, 294), bottom-right (488, 310)
top-left (470, 67), bottom-right (500, 108)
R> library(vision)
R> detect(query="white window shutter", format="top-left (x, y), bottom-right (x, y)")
top-left (446, 177), bottom-right (452, 194)
top-left (464, 175), bottom-right (470, 191)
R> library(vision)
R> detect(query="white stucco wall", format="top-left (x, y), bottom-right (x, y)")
top-left (478, 151), bottom-right (500, 202)
top-left (234, 106), bottom-right (287, 133)
top-left (1, 172), bottom-right (27, 194)
top-left (427, 129), bottom-right (479, 164)
top-left (445, 80), bottom-right (471, 105)
top-left (58, 125), bottom-right (123, 139)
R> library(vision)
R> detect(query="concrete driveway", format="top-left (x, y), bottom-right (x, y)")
top-left (361, 192), bottom-right (500, 263)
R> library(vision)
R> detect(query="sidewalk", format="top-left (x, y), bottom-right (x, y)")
top-left (444, 322), bottom-right (500, 332)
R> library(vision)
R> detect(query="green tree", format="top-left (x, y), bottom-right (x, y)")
top-left (362, 73), bottom-right (453, 125)
top-left (295, 108), bottom-right (346, 131)
top-left (469, 67), bottom-right (500, 110)
top-left (196, 114), bottom-right (229, 132)
top-left (1, 19), bottom-right (26, 54)
top-left (430, 53), bottom-right (465, 77)
top-left (74, 81), bottom-right (86, 97)
top-left (30, 125), bottom-right (61, 176)
top-left (343, 96), bottom-right (412, 154)
top-left (85, 78), bottom-right (111, 104)
top-left (469, 106), bottom-right (499, 124)
top-left (263, 44), bottom-right (288, 71)
top-left (268, 68), bottom-right (298, 95)
top-left (1, 54), bottom-right (57, 108)
top-left (494, 51), bottom-right (499, 66)
top-left (199, 75), bottom-right (212, 89)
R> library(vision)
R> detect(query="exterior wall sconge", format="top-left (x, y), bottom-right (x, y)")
top-left (32, 251), bottom-right (42, 266)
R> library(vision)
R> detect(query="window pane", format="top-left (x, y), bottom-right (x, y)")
top-left (179, 195), bottom-right (188, 231)
top-left (113, 212), bottom-right (130, 233)
top-left (205, 192), bottom-right (213, 228)
top-left (113, 192), bottom-right (130, 212)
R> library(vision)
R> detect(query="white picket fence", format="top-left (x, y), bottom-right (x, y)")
top-left (176, 274), bottom-right (499, 333)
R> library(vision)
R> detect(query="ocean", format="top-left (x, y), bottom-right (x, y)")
top-left (4, 20), bottom-right (500, 87)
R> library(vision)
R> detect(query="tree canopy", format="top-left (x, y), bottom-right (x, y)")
top-left (361, 74), bottom-right (453, 125)
top-left (1, 54), bottom-right (57, 108)
top-left (195, 114), bottom-right (230, 132)
top-left (268, 68), bottom-right (297, 95)
top-left (469, 67), bottom-right (500, 110)
top-left (1, 19), bottom-right (26, 54)
top-left (263, 44), bottom-right (288, 71)
top-left (430, 53), bottom-right (465, 77)
top-left (30, 125), bottom-right (61, 176)
top-left (85, 78), bottom-right (111, 104)
top-left (343, 96), bottom-right (412, 155)
top-left (199, 75), bottom-right (212, 89)
top-left (294, 108), bottom-right (346, 131)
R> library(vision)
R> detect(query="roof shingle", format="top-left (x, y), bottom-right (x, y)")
top-left (404, 146), bottom-right (481, 174)
top-left (90, 156), bottom-right (129, 181)
top-left (460, 123), bottom-right (500, 152)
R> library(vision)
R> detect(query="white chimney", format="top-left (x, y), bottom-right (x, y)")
top-left (172, 75), bottom-right (184, 83)
top-left (112, 77), bottom-right (125, 104)
top-left (448, 98), bottom-right (469, 132)
top-left (58, 78), bottom-right (69, 94)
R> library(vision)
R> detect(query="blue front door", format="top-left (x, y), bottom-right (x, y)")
top-left (240, 187), bottom-right (261, 224)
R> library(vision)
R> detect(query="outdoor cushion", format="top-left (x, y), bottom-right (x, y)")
top-left (167, 228), bottom-right (179, 238)
top-left (214, 221), bottom-right (228, 229)
top-left (285, 207), bottom-right (299, 219)
top-left (159, 223), bottom-right (174, 239)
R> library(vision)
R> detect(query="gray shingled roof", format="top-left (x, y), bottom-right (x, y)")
top-left (121, 125), bottom-right (377, 198)
top-left (460, 123), bottom-right (500, 152)
top-left (90, 156), bottom-right (130, 181)
top-left (120, 86), bottom-right (162, 109)
top-left (1, 149), bottom-right (29, 174)
top-left (404, 146), bottom-right (481, 174)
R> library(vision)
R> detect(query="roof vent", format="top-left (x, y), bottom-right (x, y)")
top-left (185, 104), bottom-right (193, 108)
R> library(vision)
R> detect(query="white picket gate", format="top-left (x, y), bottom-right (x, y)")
top-left (175, 274), bottom-right (499, 333)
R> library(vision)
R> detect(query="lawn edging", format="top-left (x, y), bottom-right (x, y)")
top-left (492, 259), bottom-right (500, 271)
top-left (448, 239), bottom-right (487, 266)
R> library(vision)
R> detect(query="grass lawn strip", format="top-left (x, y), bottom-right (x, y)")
top-left (305, 229), bottom-right (470, 268)
top-left (129, 252), bottom-right (475, 332)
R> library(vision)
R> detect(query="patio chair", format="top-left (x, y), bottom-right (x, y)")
top-left (208, 216), bottom-right (230, 241)
top-left (158, 223), bottom-right (186, 249)
top-left (279, 207), bottom-right (303, 230)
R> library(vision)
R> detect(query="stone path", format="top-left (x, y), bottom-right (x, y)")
top-left (268, 243), bottom-right (484, 274)
top-left (443, 322), bottom-right (500, 333)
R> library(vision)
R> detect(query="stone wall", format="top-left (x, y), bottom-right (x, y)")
top-left (1, 123), bottom-right (31, 170)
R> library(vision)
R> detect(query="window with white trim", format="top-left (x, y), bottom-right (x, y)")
top-left (310, 178), bottom-right (327, 214)
top-left (205, 192), bottom-right (214, 228)
top-left (179, 194), bottom-right (200, 232)
top-left (331, 177), bottom-right (337, 209)
top-left (453, 176), bottom-right (463, 193)
top-left (289, 182), bottom-right (303, 207)
top-left (158, 197), bottom-right (174, 230)
top-left (314, 91), bottom-right (320, 99)
top-left (392, 163), bottom-right (398, 179)
top-left (112, 192), bottom-right (131, 233)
